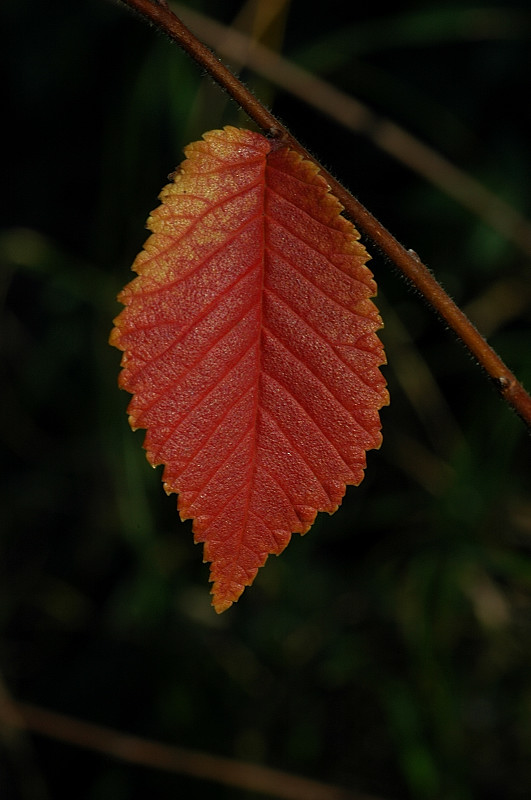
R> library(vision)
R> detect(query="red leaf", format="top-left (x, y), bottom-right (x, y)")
top-left (110, 127), bottom-right (388, 612)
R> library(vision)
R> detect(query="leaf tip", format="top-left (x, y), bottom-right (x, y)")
top-left (212, 596), bottom-right (233, 614)
top-left (210, 580), bottom-right (243, 614)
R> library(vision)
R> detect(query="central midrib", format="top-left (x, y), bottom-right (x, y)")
top-left (232, 148), bottom-right (270, 568)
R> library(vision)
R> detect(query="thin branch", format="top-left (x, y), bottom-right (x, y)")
top-left (116, 0), bottom-right (531, 428)
top-left (0, 678), bottom-right (49, 800)
top-left (174, 2), bottom-right (531, 261)
top-left (5, 700), bottom-right (389, 800)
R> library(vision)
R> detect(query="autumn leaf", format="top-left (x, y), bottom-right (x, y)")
top-left (110, 126), bottom-right (388, 612)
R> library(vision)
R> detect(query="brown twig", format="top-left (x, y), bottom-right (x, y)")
top-left (116, 0), bottom-right (531, 428)
top-left (5, 701), bottom-right (389, 800)
top-left (174, 2), bottom-right (531, 261)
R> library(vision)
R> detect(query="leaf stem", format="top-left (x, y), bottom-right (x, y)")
top-left (117, 0), bottom-right (531, 429)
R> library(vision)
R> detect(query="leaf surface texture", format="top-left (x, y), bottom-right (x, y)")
top-left (111, 127), bottom-right (388, 612)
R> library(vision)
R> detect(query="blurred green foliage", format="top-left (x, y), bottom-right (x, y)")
top-left (2, 1), bottom-right (531, 799)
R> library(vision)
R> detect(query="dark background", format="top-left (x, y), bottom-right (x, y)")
top-left (2, 1), bottom-right (531, 798)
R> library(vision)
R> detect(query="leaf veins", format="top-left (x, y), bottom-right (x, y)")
top-left (110, 126), bottom-right (388, 612)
